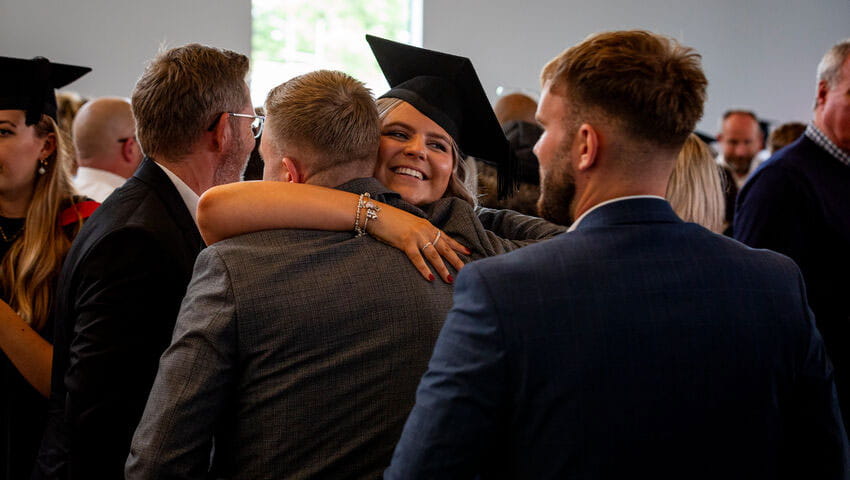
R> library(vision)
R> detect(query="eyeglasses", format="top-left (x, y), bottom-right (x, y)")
top-left (207, 113), bottom-right (265, 138)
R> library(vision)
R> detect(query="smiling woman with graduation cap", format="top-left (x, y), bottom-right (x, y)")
top-left (0, 56), bottom-right (97, 480)
top-left (197, 35), bottom-right (565, 281)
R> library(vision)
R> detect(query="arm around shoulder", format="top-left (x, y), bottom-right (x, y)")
top-left (198, 181), bottom-right (468, 282)
top-left (197, 181), bottom-right (364, 244)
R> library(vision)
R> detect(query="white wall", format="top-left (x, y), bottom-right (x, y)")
top-left (2, 0), bottom-right (847, 135)
top-left (0, 0), bottom-right (251, 99)
top-left (423, 0), bottom-right (850, 134)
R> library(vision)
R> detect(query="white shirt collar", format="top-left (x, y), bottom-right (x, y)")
top-left (567, 195), bottom-right (666, 232)
top-left (73, 167), bottom-right (128, 202)
top-left (153, 161), bottom-right (200, 225)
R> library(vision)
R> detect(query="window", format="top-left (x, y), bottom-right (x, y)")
top-left (251, 0), bottom-right (422, 107)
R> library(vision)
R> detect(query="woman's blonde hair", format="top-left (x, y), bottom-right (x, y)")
top-left (376, 97), bottom-right (476, 206)
top-left (1, 115), bottom-right (81, 331)
top-left (666, 133), bottom-right (725, 233)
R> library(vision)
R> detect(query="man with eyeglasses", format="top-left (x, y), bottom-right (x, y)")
top-left (71, 97), bottom-right (144, 202)
top-left (35, 44), bottom-right (254, 480)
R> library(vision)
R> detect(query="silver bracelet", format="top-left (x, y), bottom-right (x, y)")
top-left (354, 193), bottom-right (364, 235)
top-left (354, 192), bottom-right (381, 237)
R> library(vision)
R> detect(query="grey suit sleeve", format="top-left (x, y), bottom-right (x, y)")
top-left (430, 199), bottom-right (560, 258)
top-left (385, 264), bottom-right (509, 479)
top-left (475, 206), bottom-right (566, 242)
top-left (126, 247), bottom-right (238, 479)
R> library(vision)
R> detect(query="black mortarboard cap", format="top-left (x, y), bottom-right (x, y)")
top-left (366, 35), bottom-right (516, 199)
top-left (0, 56), bottom-right (91, 125)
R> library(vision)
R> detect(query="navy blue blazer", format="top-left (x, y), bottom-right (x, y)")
top-left (735, 134), bottom-right (850, 433)
top-left (36, 158), bottom-right (205, 480)
top-left (386, 198), bottom-right (849, 480)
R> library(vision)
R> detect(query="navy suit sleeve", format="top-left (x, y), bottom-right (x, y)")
top-left (63, 229), bottom-right (188, 479)
top-left (127, 247), bottom-right (237, 479)
top-left (385, 263), bottom-right (509, 479)
top-left (784, 270), bottom-right (850, 478)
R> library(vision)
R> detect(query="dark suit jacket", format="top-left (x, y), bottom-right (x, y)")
top-left (735, 134), bottom-right (850, 432)
top-left (35, 158), bottom-right (205, 480)
top-left (386, 198), bottom-right (849, 480)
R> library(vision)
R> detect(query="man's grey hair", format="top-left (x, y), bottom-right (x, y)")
top-left (817, 38), bottom-right (850, 87)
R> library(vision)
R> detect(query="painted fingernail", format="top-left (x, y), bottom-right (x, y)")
top-left (464, 247), bottom-right (472, 254)
top-left (447, 275), bottom-right (454, 284)
top-left (428, 274), bottom-right (435, 282)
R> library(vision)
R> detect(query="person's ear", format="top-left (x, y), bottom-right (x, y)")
top-left (210, 112), bottom-right (230, 152)
top-left (815, 80), bottom-right (830, 109)
top-left (282, 157), bottom-right (302, 183)
top-left (121, 136), bottom-right (142, 163)
top-left (39, 132), bottom-right (57, 160)
top-left (576, 123), bottom-right (598, 171)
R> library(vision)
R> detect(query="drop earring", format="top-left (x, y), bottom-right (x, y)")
top-left (38, 157), bottom-right (47, 175)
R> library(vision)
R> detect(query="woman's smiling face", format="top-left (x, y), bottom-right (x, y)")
top-left (374, 101), bottom-right (455, 206)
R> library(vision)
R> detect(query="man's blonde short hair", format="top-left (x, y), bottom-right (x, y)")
top-left (264, 70), bottom-right (379, 174)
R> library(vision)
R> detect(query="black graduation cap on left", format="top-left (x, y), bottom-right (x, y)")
top-left (0, 56), bottom-right (91, 125)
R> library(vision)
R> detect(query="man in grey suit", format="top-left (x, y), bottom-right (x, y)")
top-left (126, 70), bottom-right (484, 479)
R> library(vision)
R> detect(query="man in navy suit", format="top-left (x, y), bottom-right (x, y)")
top-left (385, 30), bottom-right (849, 479)
top-left (735, 39), bottom-right (850, 433)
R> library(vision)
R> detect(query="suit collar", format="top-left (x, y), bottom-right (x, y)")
top-left (132, 157), bottom-right (205, 249)
top-left (572, 197), bottom-right (681, 231)
top-left (151, 161), bottom-right (200, 225)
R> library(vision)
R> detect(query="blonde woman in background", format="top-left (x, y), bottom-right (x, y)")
top-left (667, 133), bottom-right (726, 233)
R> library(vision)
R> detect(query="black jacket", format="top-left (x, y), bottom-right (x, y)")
top-left (35, 158), bottom-right (204, 479)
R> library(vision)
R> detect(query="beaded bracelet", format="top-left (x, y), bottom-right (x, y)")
top-left (354, 193), bottom-right (364, 235)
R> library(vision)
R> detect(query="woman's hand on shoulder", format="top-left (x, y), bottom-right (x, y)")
top-left (367, 202), bottom-right (470, 283)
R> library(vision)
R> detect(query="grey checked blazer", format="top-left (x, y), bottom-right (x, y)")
top-left (126, 178), bottom-right (559, 479)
